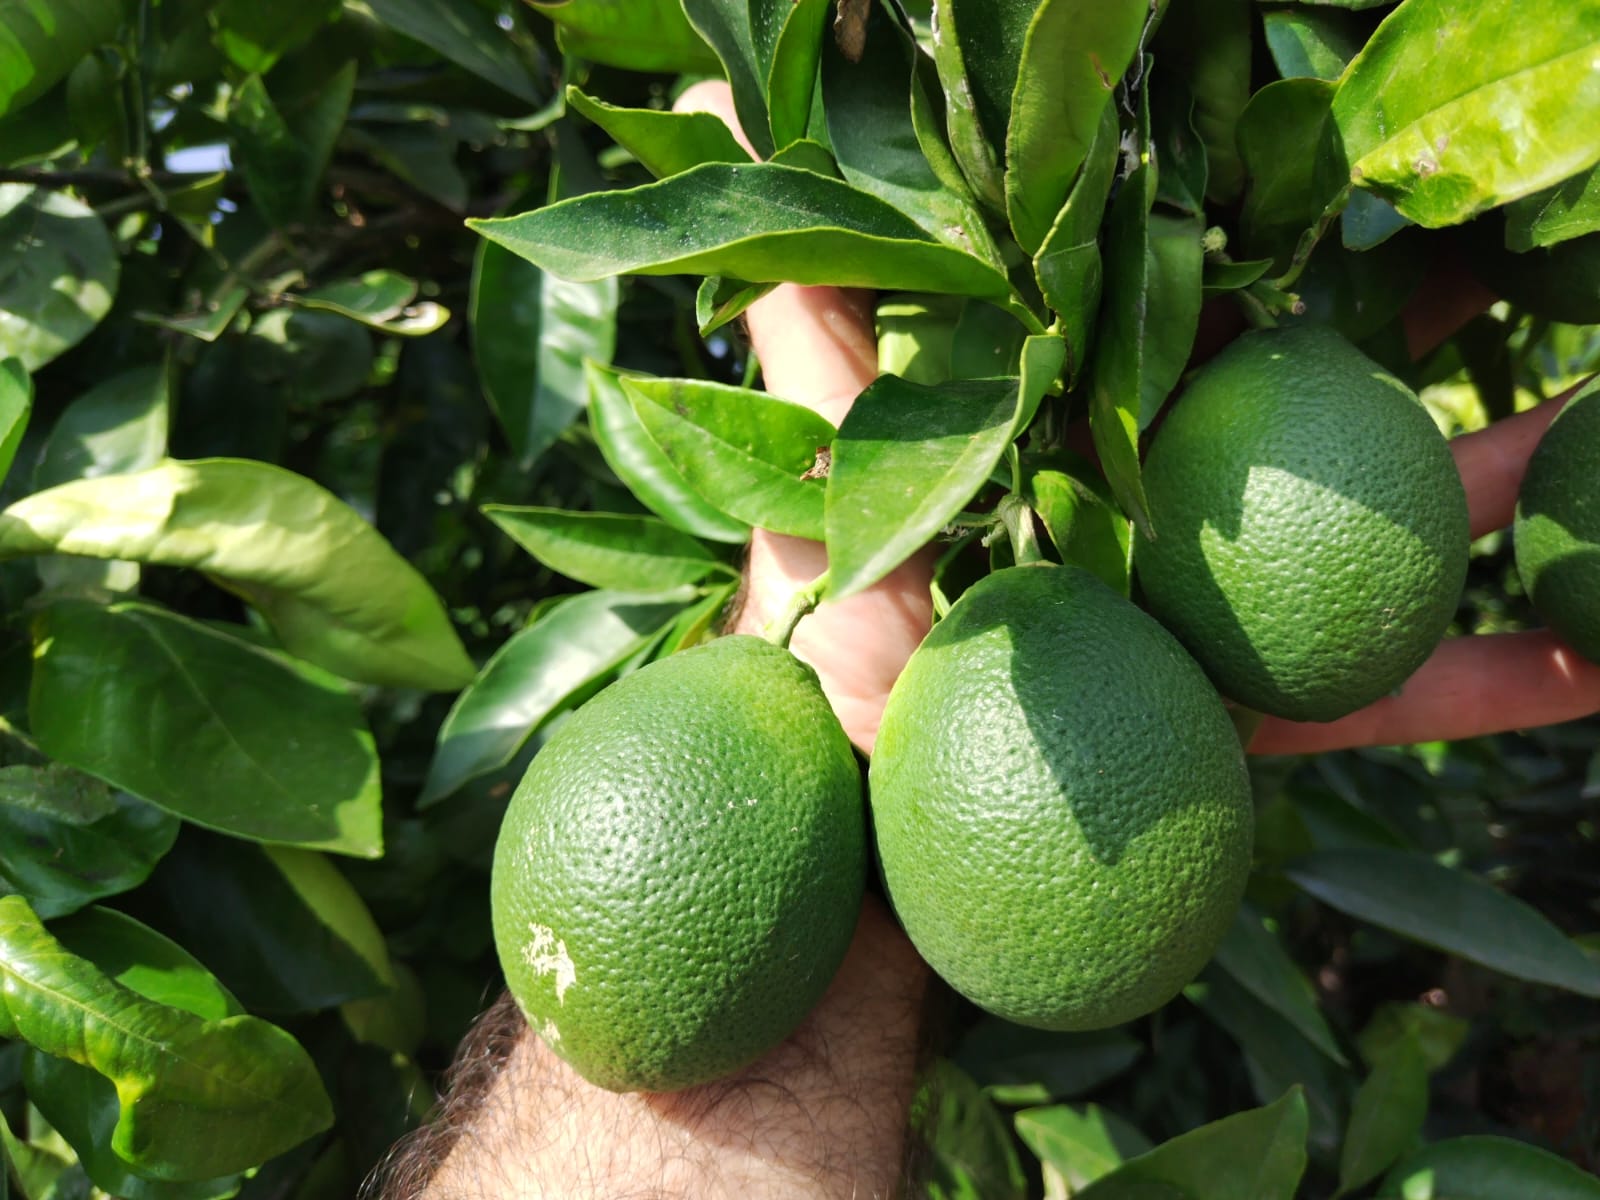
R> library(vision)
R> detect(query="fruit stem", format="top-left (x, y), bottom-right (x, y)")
top-left (998, 493), bottom-right (1045, 566)
top-left (762, 570), bottom-right (830, 649)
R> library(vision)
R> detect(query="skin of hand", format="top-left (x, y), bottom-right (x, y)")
top-left (402, 80), bottom-right (1600, 1200)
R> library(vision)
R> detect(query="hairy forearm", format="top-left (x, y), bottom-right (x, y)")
top-left (384, 900), bottom-right (929, 1200)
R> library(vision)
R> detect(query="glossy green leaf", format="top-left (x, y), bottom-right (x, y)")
top-left (750, 0), bottom-right (829, 148)
top-left (821, 4), bottom-right (997, 261)
top-left (1262, 6), bottom-right (1364, 80)
top-left (765, 136), bottom-right (838, 174)
top-left (364, 0), bottom-right (540, 102)
top-left (0, 358), bottom-right (31, 485)
top-left (1014, 1104), bottom-right (1152, 1194)
top-left (209, 0), bottom-right (338, 74)
top-left (0, 787), bottom-right (178, 920)
top-left (295, 270), bottom-right (447, 337)
top-left (1237, 77), bottom-right (1346, 269)
top-left (29, 600), bottom-right (383, 859)
top-left (957, 1020), bottom-right (1143, 1106)
top-left (484, 506), bottom-right (728, 593)
top-left (927, 0), bottom-right (1006, 211)
top-left (1378, 1136), bottom-right (1600, 1200)
top-left (33, 363), bottom-right (168, 491)
top-left (681, 0), bottom-right (772, 157)
top-left (1005, 0), bottom-right (1145, 253)
top-left (1339, 1037), bottom-right (1427, 1195)
top-left (1202, 256), bottom-right (1274, 294)
top-left (1075, 1088), bottom-right (1309, 1200)
top-left (1024, 455), bottom-right (1132, 597)
top-left (0, 0), bottom-right (121, 118)
top-left (827, 338), bottom-right (1064, 600)
top-left (147, 836), bottom-right (393, 1015)
top-left (566, 88), bottom-right (751, 179)
top-left (625, 376), bottom-right (834, 541)
top-left (229, 65), bottom-right (355, 230)
top-left (947, 0), bottom-right (1032, 164)
top-left (0, 894), bottom-right (333, 1180)
top-left (1506, 165), bottom-right (1600, 250)
top-left (469, 163), bottom-right (1012, 298)
top-left (1214, 905), bottom-right (1347, 1065)
top-left (23, 908), bottom-right (243, 1199)
top-left (0, 458), bottom-right (474, 690)
top-left (586, 363), bottom-right (750, 544)
top-left (915, 1059), bottom-right (1028, 1200)
top-left (529, 0), bottom-right (718, 72)
top-left (696, 276), bottom-right (775, 336)
top-left (1333, 0), bottom-right (1600, 226)
top-left (1287, 848), bottom-right (1600, 996)
top-left (0, 186), bottom-right (117, 371)
top-left (1034, 100), bottom-right (1119, 384)
top-left (472, 227), bottom-right (618, 467)
top-left (1153, 0), bottom-right (1251, 203)
top-left (421, 589), bottom-right (693, 805)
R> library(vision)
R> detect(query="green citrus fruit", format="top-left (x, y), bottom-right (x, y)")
top-left (490, 635), bottom-right (865, 1093)
top-left (869, 564), bottom-right (1253, 1031)
top-left (1135, 325), bottom-right (1469, 722)
top-left (1516, 377), bottom-right (1600, 663)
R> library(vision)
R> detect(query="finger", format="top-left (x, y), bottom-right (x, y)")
top-left (1453, 377), bottom-right (1589, 538)
top-left (1249, 630), bottom-right (1600, 755)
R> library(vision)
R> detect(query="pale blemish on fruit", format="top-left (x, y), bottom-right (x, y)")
top-left (540, 1019), bottom-right (562, 1045)
top-left (524, 922), bottom-right (577, 1004)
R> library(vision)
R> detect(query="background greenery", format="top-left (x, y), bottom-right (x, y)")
top-left (0, 1), bottom-right (1595, 1197)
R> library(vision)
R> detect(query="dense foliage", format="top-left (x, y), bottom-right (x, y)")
top-left (0, 0), bottom-right (1595, 1197)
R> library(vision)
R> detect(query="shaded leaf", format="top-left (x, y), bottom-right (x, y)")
top-left (209, 0), bottom-right (338, 74)
top-left (1014, 1104), bottom-right (1152, 1194)
top-left (927, 0), bottom-right (1007, 211)
top-left (1506, 164), bottom-right (1600, 250)
top-left (33, 363), bottom-right (168, 490)
top-left (696, 276), bottom-right (775, 336)
top-left (29, 600), bottom-right (383, 860)
top-left (0, 186), bottom-right (117, 371)
top-left (529, 0), bottom-right (718, 73)
top-left (1214, 905), bottom-right (1347, 1065)
top-left (0, 358), bottom-right (31, 485)
top-left (0, 458), bottom-right (474, 690)
top-left (1378, 1136), bottom-right (1600, 1200)
top-left (1153, 0), bottom-right (1252, 203)
top-left (484, 507), bottom-right (728, 593)
top-left (229, 66), bottom-right (355, 229)
top-left (1356, 1002), bottom-right (1468, 1074)
top-left (750, 0), bottom-right (830, 149)
top-left (1333, 0), bottom-right (1600, 225)
top-left (1339, 1037), bottom-right (1427, 1194)
top-left (469, 163), bottom-right (1012, 299)
top-left (1024, 455), bottom-right (1132, 596)
top-left (586, 363), bottom-right (750, 544)
top-left (625, 376), bottom-right (833, 541)
top-left (0, 894), bottom-right (333, 1180)
top-left (1287, 848), bottom-right (1600, 996)
top-left (957, 1019), bottom-right (1143, 1107)
top-left (1076, 1088), bottom-right (1309, 1200)
top-left (566, 88), bottom-right (751, 178)
top-left (421, 589), bottom-right (693, 804)
top-left (364, 0), bottom-right (540, 102)
top-left (0, 0), bottom-right (121, 118)
top-left (1262, 6), bottom-right (1364, 80)
top-left (680, 0), bottom-right (772, 157)
top-left (914, 1059), bottom-right (1028, 1200)
top-left (1236, 77), bottom-right (1345, 270)
top-left (295, 270), bottom-right (447, 337)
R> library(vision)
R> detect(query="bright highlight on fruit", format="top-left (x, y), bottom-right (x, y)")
top-left (489, 635), bottom-right (865, 1093)
top-left (1136, 326), bottom-right (1470, 722)
top-left (1516, 377), bottom-right (1600, 665)
top-left (869, 564), bottom-right (1253, 1031)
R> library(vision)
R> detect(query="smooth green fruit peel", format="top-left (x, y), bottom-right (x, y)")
top-left (1516, 377), bottom-right (1600, 663)
top-left (490, 635), bottom-right (865, 1093)
top-left (1135, 326), bottom-right (1470, 722)
top-left (870, 564), bottom-right (1253, 1031)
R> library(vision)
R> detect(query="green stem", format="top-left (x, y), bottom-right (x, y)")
top-left (998, 494), bottom-right (1044, 566)
top-left (762, 570), bottom-right (830, 649)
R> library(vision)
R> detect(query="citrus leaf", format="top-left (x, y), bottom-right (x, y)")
top-left (927, 0), bottom-right (1008, 212)
top-left (1014, 1104), bottom-right (1152, 1194)
top-left (363, 0), bottom-right (540, 102)
top-left (680, 0), bottom-right (772, 157)
top-left (0, 894), bottom-right (333, 1181)
top-left (1236, 77), bottom-right (1345, 269)
top-left (484, 506), bottom-right (729, 593)
top-left (1262, 7), bottom-right (1364, 81)
top-left (915, 1060), bottom-right (1028, 1200)
top-left (820, 4), bottom-right (998, 262)
top-left (420, 589), bottom-right (694, 805)
top-left (0, 788), bottom-right (177, 920)
top-left (0, 0), bottom-right (121, 118)
top-left (750, 0), bottom-right (829, 149)
top-left (957, 1020), bottom-right (1143, 1106)
top-left (696, 276), bottom-right (775, 336)
top-left (208, 0), bottom-right (338, 74)
top-left (624, 376), bottom-right (833, 541)
top-left (1075, 1087), bottom-right (1309, 1200)
top-left (586, 363), bottom-right (750, 545)
top-left (1378, 1136), bottom-right (1600, 1200)
top-left (146, 837), bottom-right (391, 1014)
top-left (1332, 0), bottom-right (1600, 226)
top-left (229, 66), bottom-right (355, 230)
top-left (1024, 457), bottom-right (1131, 597)
top-left (0, 358), bottom-right (31, 486)
top-left (468, 163), bottom-right (1012, 299)
top-left (528, 0), bottom-right (718, 73)
top-left (1339, 1037), bottom-right (1427, 1195)
top-left (1287, 848), bottom-right (1600, 997)
top-left (1152, 0), bottom-right (1252, 204)
top-left (0, 458), bottom-right (474, 691)
top-left (294, 269), bottom-right (446, 337)
top-left (33, 363), bottom-right (168, 491)
top-left (1214, 905), bottom-right (1348, 1066)
top-left (29, 600), bottom-right (384, 860)
top-left (565, 88), bottom-right (751, 179)
top-left (1505, 164), bottom-right (1600, 250)
top-left (1004, 0), bottom-right (1145, 254)
top-left (826, 335), bottom-right (1063, 600)
top-left (0, 186), bottom-right (118, 371)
